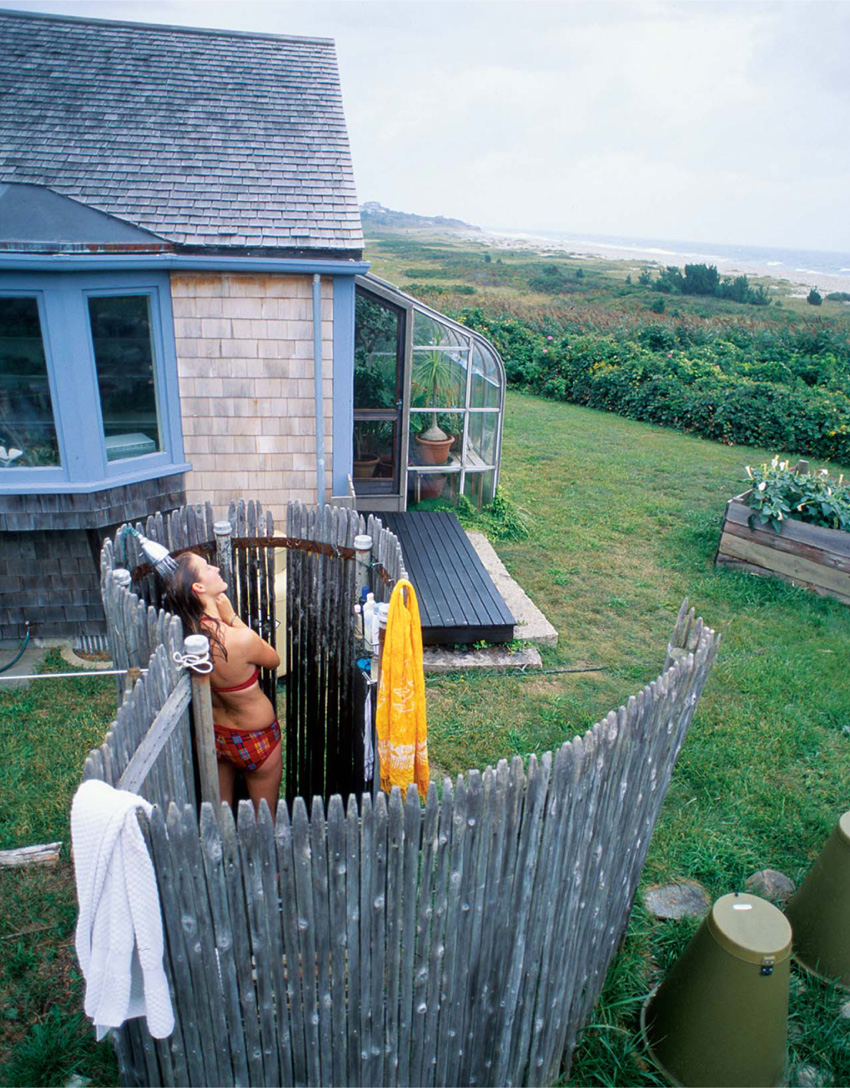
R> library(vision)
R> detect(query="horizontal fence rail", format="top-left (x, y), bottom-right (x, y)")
top-left (82, 633), bottom-right (196, 813)
top-left (109, 603), bottom-right (719, 1088)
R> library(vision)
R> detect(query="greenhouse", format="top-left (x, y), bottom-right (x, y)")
top-left (353, 273), bottom-right (506, 512)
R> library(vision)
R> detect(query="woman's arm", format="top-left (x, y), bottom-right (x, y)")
top-left (216, 595), bottom-right (280, 670)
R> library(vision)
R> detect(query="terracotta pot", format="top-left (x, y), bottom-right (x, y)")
top-left (417, 474), bottom-right (446, 500)
top-left (353, 456), bottom-right (379, 479)
top-left (414, 433), bottom-right (454, 466)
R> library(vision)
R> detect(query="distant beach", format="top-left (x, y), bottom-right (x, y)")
top-left (473, 227), bottom-right (850, 297)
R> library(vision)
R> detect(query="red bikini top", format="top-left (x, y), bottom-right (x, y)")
top-left (211, 667), bottom-right (260, 694)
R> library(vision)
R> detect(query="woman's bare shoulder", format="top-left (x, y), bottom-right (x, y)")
top-left (223, 624), bottom-right (280, 669)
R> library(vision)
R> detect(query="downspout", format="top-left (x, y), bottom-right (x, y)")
top-left (312, 273), bottom-right (326, 503)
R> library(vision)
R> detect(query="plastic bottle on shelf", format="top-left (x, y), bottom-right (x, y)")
top-left (353, 604), bottom-right (363, 640)
top-left (373, 602), bottom-right (390, 684)
top-left (362, 593), bottom-right (375, 645)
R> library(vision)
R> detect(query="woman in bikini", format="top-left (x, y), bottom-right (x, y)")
top-left (163, 553), bottom-right (281, 813)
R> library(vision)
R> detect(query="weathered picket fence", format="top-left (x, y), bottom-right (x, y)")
top-left (101, 498), bottom-right (406, 804)
top-left (84, 581), bottom-right (720, 1087)
top-left (82, 622), bottom-right (195, 812)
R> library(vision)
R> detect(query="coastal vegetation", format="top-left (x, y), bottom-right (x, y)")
top-left (364, 230), bottom-right (850, 466)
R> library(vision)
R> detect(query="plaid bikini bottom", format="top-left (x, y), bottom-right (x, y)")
top-left (214, 719), bottom-right (281, 771)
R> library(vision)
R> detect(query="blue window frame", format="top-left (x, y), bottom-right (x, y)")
top-left (0, 270), bottom-right (186, 493)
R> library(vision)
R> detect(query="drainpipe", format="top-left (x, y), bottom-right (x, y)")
top-left (312, 273), bottom-right (326, 504)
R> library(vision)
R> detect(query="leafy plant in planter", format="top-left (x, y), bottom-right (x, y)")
top-left (354, 420), bottom-right (394, 478)
top-left (745, 457), bottom-right (850, 533)
top-left (412, 349), bottom-right (458, 463)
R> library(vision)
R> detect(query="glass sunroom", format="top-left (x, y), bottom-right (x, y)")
top-left (353, 274), bottom-right (506, 512)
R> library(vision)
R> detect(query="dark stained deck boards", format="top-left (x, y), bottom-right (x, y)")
top-left (380, 512), bottom-right (515, 645)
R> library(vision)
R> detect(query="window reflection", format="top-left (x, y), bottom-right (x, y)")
top-left (355, 292), bottom-right (401, 410)
top-left (0, 297), bottom-right (59, 467)
top-left (471, 343), bottom-right (501, 408)
top-left (89, 295), bottom-right (161, 462)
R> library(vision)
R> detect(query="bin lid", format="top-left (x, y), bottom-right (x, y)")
top-left (707, 893), bottom-right (792, 965)
top-left (838, 811), bottom-right (850, 847)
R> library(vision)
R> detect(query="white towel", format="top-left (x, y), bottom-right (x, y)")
top-left (71, 779), bottom-right (174, 1041)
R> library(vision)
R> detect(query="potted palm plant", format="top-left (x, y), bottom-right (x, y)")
top-left (413, 349), bottom-right (455, 465)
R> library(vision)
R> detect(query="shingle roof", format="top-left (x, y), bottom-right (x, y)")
top-left (0, 9), bottom-right (363, 252)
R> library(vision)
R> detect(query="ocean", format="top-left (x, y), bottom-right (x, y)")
top-left (483, 227), bottom-right (850, 295)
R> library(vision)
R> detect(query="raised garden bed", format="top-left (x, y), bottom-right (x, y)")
top-left (716, 491), bottom-right (850, 604)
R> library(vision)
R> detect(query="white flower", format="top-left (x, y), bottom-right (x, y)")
top-left (777, 511), bottom-right (783, 520)
top-left (745, 466), bottom-right (753, 478)
top-left (820, 468), bottom-right (830, 476)
top-left (771, 457), bottom-right (779, 468)
top-left (780, 460), bottom-right (788, 470)
top-left (758, 481), bottom-right (767, 491)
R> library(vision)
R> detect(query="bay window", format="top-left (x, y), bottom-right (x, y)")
top-left (0, 271), bottom-right (185, 492)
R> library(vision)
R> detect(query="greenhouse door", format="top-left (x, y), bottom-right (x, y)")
top-left (353, 285), bottom-right (409, 509)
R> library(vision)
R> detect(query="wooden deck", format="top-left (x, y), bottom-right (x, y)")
top-left (380, 511), bottom-right (515, 645)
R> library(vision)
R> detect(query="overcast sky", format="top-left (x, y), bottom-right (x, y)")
top-left (8, 0), bottom-right (850, 252)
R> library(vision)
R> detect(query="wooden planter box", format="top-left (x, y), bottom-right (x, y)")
top-left (716, 491), bottom-right (850, 604)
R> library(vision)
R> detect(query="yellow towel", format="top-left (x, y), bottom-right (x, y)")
top-left (376, 579), bottom-right (429, 797)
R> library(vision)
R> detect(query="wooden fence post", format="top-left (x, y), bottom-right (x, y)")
top-left (111, 569), bottom-right (133, 702)
top-left (354, 534), bottom-right (372, 603)
top-left (183, 634), bottom-right (221, 811)
top-left (214, 520), bottom-right (234, 592)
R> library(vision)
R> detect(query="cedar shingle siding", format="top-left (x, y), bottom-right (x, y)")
top-left (0, 11), bottom-right (363, 252)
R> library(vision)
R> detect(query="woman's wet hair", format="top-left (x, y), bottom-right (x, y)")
top-left (161, 552), bottom-right (227, 660)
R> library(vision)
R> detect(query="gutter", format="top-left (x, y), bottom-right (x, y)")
top-left (0, 252), bottom-right (370, 275)
top-left (313, 274), bottom-right (326, 503)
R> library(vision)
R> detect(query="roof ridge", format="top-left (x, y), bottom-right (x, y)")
top-left (0, 7), bottom-right (335, 47)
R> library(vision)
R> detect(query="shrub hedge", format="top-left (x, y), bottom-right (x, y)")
top-left (458, 310), bottom-right (850, 463)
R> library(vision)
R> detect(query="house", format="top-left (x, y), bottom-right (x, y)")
top-left (0, 9), bottom-right (505, 641)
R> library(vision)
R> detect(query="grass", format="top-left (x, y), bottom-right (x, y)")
top-left (2, 399), bottom-right (850, 1084)
top-left (423, 392), bottom-right (850, 1085)
top-left (0, 653), bottom-right (118, 1087)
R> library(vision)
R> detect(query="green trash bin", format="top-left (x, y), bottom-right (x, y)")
top-left (642, 892), bottom-right (792, 1087)
top-left (786, 811), bottom-right (850, 990)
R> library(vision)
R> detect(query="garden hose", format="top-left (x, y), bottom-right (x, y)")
top-left (0, 627), bottom-right (31, 673)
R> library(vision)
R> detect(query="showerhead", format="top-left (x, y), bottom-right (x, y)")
top-left (120, 526), bottom-right (179, 578)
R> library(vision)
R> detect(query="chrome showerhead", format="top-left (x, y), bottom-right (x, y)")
top-left (120, 526), bottom-right (179, 578)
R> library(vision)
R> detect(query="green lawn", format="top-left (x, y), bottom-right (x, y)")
top-left (427, 392), bottom-right (850, 1085)
top-left (0, 657), bottom-right (118, 1087)
top-left (2, 398), bottom-right (849, 1086)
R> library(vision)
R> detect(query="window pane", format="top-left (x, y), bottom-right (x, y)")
top-left (408, 467), bottom-right (459, 507)
top-left (0, 297), bottom-right (59, 467)
top-left (463, 470), bottom-right (495, 508)
top-left (412, 311), bottom-right (467, 349)
top-left (467, 411), bottom-right (498, 467)
top-left (89, 295), bottom-right (160, 461)
top-left (409, 410), bottom-right (462, 466)
top-left (411, 349), bottom-right (468, 409)
top-left (355, 292), bottom-right (401, 410)
top-left (353, 419), bottom-right (396, 478)
top-left (470, 343), bottom-right (501, 408)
